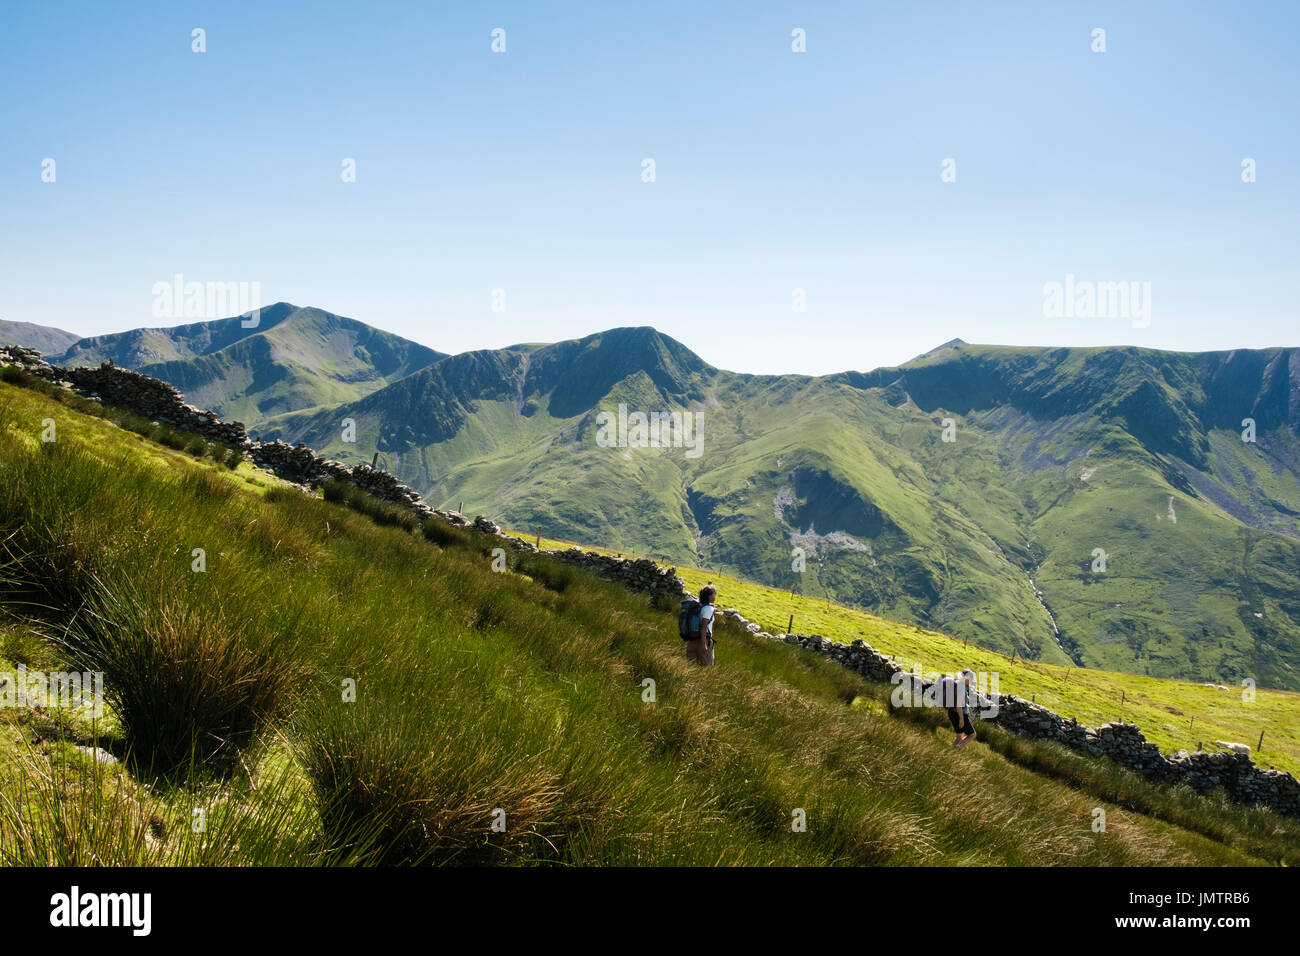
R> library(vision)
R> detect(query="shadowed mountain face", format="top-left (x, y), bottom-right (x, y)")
top-left (13, 308), bottom-right (1300, 688)
top-left (45, 304), bottom-right (445, 427)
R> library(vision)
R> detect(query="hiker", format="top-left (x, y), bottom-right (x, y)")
top-left (940, 669), bottom-right (977, 747)
top-left (680, 584), bottom-right (718, 666)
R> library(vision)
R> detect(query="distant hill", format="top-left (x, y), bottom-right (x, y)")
top-left (0, 319), bottom-right (80, 355)
top-left (52, 304), bottom-right (445, 427)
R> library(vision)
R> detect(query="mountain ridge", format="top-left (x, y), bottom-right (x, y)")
top-left (6, 307), bottom-right (1299, 688)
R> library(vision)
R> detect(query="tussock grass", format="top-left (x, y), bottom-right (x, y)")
top-left (63, 585), bottom-right (306, 780)
top-left (420, 517), bottom-right (475, 550)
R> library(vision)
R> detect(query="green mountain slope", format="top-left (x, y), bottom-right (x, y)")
top-left (262, 330), bottom-right (1300, 690)
top-left (54, 303), bottom-right (445, 428)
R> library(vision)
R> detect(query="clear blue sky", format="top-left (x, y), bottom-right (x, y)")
top-left (2, 1), bottom-right (1296, 374)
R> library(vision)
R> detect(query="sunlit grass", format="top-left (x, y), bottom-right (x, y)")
top-left (1, 379), bottom-right (1297, 865)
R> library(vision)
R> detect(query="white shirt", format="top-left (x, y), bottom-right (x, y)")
top-left (700, 604), bottom-right (715, 642)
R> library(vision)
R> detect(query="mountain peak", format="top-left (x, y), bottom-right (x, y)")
top-left (923, 338), bottom-right (968, 355)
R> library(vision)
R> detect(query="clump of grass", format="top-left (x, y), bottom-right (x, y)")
top-left (420, 516), bottom-right (475, 550)
top-left (61, 584), bottom-right (306, 781)
top-left (0, 733), bottom-right (387, 865)
top-left (114, 409), bottom-right (157, 438)
top-left (178, 467), bottom-right (234, 502)
top-left (153, 425), bottom-right (187, 451)
top-left (0, 442), bottom-right (103, 616)
top-left (515, 554), bottom-right (577, 593)
top-left (1, 365), bottom-right (32, 387)
top-left (318, 481), bottom-right (419, 531)
top-left (297, 672), bottom-right (569, 866)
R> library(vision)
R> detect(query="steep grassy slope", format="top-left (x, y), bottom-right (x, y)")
top-left (55, 304), bottom-right (444, 428)
top-left (264, 330), bottom-right (1300, 689)
top-left (3, 378), bottom-right (1297, 865)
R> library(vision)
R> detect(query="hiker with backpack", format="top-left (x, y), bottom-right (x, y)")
top-left (680, 585), bottom-right (718, 666)
top-left (940, 668), bottom-right (977, 747)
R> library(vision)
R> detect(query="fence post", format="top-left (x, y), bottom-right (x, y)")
top-left (1258, 729), bottom-right (1265, 753)
top-left (787, 614), bottom-right (794, 636)
top-left (536, 526), bottom-right (541, 549)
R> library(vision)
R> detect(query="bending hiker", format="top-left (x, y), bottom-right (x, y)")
top-left (680, 584), bottom-right (718, 666)
top-left (940, 669), bottom-right (977, 747)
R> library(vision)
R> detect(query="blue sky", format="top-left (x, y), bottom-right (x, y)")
top-left (1, 1), bottom-right (1296, 374)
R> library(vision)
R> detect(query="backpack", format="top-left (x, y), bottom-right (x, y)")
top-left (678, 599), bottom-right (702, 640)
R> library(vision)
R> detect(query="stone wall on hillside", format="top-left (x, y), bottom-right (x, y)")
top-left (474, 519), bottom-right (691, 605)
top-left (62, 364), bottom-right (250, 447)
top-left (247, 440), bottom-right (434, 518)
top-left (0, 345), bottom-right (58, 380)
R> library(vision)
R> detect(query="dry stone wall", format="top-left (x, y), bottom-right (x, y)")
top-left (475, 519), bottom-right (691, 605)
top-left (5, 344), bottom-right (1296, 817)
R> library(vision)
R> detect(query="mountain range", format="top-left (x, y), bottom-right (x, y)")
top-left (6, 304), bottom-right (1298, 689)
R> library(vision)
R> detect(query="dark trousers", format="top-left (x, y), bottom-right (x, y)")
top-left (947, 707), bottom-right (974, 735)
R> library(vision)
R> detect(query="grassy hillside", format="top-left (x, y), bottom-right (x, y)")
top-left (3, 376), bottom-right (1298, 865)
